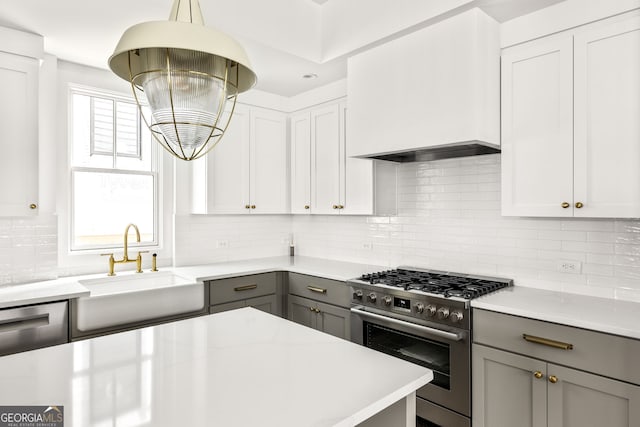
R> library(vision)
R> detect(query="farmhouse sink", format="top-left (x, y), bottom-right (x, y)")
top-left (76, 271), bottom-right (204, 332)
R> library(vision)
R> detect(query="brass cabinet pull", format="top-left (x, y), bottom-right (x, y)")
top-left (523, 334), bottom-right (573, 350)
top-left (309, 306), bottom-right (315, 312)
top-left (245, 205), bottom-right (251, 209)
top-left (316, 308), bottom-right (321, 314)
top-left (332, 205), bottom-right (339, 209)
top-left (549, 375), bottom-right (558, 384)
top-left (304, 205), bottom-right (310, 210)
top-left (307, 286), bottom-right (327, 294)
top-left (29, 203), bottom-right (37, 210)
top-left (308, 307), bottom-right (321, 313)
top-left (234, 284), bottom-right (258, 292)
top-left (251, 205), bottom-right (256, 209)
top-left (575, 202), bottom-right (584, 209)
top-left (338, 205), bottom-right (344, 209)
top-left (561, 202), bottom-right (570, 209)
top-left (533, 371), bottom-right (544, 379)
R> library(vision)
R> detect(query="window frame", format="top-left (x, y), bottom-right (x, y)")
top-left (68, 84), bottom-right (161, 254)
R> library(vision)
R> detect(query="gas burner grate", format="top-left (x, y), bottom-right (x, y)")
top-left (359, 268), bottom-right (512, 299)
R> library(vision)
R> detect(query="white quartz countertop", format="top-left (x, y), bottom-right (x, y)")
top-left (0, 278), bottom-right (89, 309)
top-left (0, 308), bottom-right (432, 427)
top-left (172, 256), bottom-right (386, 283)
top-left (0, 256), bottom-right (382, 310)
top-left (472, 286), bottom-right (640, 340)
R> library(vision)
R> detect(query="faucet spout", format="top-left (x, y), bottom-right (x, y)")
top-left (123, 223), bottom-right (141, 261)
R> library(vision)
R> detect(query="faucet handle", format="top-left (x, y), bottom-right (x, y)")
top-left (135, 251), bottom-right (148, 274)
top-left (100, 253), bottom-right (115, 276)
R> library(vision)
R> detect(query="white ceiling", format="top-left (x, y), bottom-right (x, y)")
top-left (0, 0), bottom-right (563, 97)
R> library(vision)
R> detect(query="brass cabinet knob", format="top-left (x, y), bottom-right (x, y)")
top-left (561, 202), bottom-right (570, 209)
top-left (338, 205), bottom-right (344, 209)
top-left (575, 202), bottom-right (584, 209)
top-left (251, 205), bottom-right (256, 209)
top-left (245, 205), bottom-right (251, 209)
top-left (533, 371), bottom-right (543, 379)
top-left (332, 205), bottom-right (339, 209)
top-left (309, 306), bottom-right (315, 312)
top-left (304, 205), bottom-right (310, 210)
top-left (549, 375), bottom-right (558, 384)
top-left (29, 203), bottom-right (37, 210)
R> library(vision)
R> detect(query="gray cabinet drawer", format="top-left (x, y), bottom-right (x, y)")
top-left (473, 308), bottom-right (640, 385)
top-left (209, 273), bottom-right (277, 305)
top-left (288, 272), bottom-right (349, 308)
top-left (0, 301), bottom-right (68, 356)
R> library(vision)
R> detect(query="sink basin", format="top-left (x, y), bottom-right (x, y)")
top-left (76, 271), bottom-right (204, 332)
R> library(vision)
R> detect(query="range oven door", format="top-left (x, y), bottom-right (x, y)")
top-left (350, 306), bottom-right (470, 418)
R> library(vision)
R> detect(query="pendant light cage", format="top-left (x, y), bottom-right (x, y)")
top-left (127, 47), bottom-right (240, 161)
top-left (109, 0), bottom-right (257, 162)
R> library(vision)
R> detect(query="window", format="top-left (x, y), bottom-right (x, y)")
top-left (70, 87), bottom-right (159, 251)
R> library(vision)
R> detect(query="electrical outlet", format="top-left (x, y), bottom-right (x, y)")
top-left (362, 242), bottom-right (373, 251)
top-left (216, 240), bottom-right (229, 248)
top-left (557, 260), bottom-right (581, 274)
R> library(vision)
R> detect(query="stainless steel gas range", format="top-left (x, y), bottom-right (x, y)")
top-left (348, 267), bottom-right (513, 427)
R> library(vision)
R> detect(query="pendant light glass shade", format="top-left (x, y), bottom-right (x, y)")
top-left (108, 0), bottom-right (256, 161)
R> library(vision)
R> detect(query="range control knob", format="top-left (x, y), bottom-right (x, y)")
top-left (415, 303), bottom-right (425, 313)
top-left (436, 307), bottom-right (450, 320)
top-left (368, 292), bottom-right (377, 303)
top-left (449, 311), bottom-right (464, 323)
top-left (425, 304), bottom-right (437, 317)
top-left (353, 290), bottom-right (363, 300)
top-left (382, 296), bottom-right (392, 306)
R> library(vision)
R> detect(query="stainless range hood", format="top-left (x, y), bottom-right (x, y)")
top-left (360, 141), bottom-right (501, 163)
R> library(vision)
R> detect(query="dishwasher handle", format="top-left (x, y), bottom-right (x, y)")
top-left (0, 314), bottom-right (50, 334)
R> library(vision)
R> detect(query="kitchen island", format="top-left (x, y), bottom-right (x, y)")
top-left (0, 307), bottom-right (432, 427)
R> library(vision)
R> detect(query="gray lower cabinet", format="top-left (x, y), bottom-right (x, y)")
top-left (288, 294), bottom-right (350, 340)
top-left (287, 273), bottom-right (351, 340)
top-left (210, 294), bottom-right (278, 315)
top-left (209, 273), bottom-right (281, 316)
top-left (472, 309), bottom-right (640, 427)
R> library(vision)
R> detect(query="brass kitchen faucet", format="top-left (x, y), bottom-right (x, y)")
top-left (101, 224), bottom-right (148, 276)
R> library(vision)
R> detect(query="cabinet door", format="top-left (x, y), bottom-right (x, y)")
top-left (0, 52), bottom-right (39, 216)
top-left (250, 108), bottom-right (288, 214)
top-left (573, 15), bottom-right (640, 218)
top-left (203, 104), bottom-right (251, 214)
top-left (287, 294), bottom-right (317, 330)
top-left (311, 104), bottom-right (341, 215)
top-left (501, 36), bottom-right (574, 217)
top-left (290, 112), bottom-right (311, 214)
top-left (547, 364), bottom-right (640, 427)
top-left (315, 300), bottom-right (350, 340)
top-left (339, 102), bottom-right (375, 215)
top-left (472, 344), bottom-right (547, 427)
top-left (247, 294), bottom-right (279, 317)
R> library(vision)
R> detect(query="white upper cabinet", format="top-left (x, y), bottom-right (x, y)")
top-left (347, 8), bottom-right (500, 159)
top-left (501, 36), bottom-right (574, 217)
top-left (290, 112), bottom-right (311, 214)
top-left (290, 99), bottom-right (392, 216)
top-left (573, 14), bottom-right (640, 218)
top-left (0, 28), bottom-right (43, 216)
top-left (502, 11), bottom-right (640, 218)
top-left (311, 103), bottom-right (342, 215)
top-left (250, 108), bottom-right (289, 214)
top-left (192, 104), bottom-right (288, 214)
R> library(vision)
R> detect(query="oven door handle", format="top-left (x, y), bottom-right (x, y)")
top-left (350, 307), bottom-right (464, 342)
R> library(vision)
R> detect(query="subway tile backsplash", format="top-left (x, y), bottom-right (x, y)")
top-left (0, 215), bottom-right (58, 285)
top-left (7, 155), bottom-right (639, 302)
top-left (293, 154), bottom-right (640, 301)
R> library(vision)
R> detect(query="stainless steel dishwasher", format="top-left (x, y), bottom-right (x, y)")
top-left (0, 301), bottom-right (68, 356)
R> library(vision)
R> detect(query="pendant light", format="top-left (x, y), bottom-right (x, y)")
top-left (108, 0), bottom-right (257, 161)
